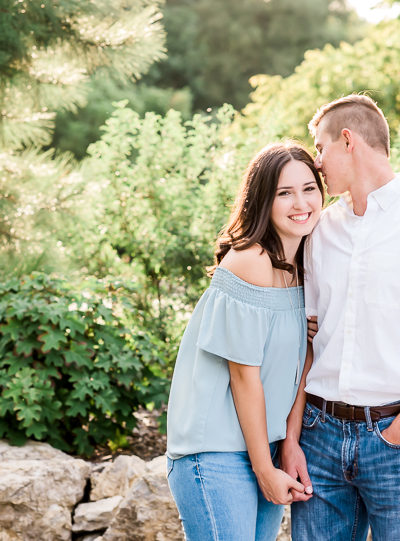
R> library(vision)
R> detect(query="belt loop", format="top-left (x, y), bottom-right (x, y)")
top-left (321, 399), bottom-right (327, 423)
top-left (364, 407), bottom-right (373, 431)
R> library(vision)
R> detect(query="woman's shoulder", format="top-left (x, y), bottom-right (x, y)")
top-left (218, 245), bottom-right (273, 287)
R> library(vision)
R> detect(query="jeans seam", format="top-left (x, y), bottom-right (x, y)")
top-left (341, 422), bottom-right (348, 481)
top-left (194, 454), bottom-right (220, 540)
top-left (351, 492), bottom-right (361, 541)
top-left (353, 424), bottom-right (359, 479)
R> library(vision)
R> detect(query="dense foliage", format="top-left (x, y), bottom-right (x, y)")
top-left (81, 103), bottom-right (260, 344)
top-left (0, 273), bottom-right (170, 455)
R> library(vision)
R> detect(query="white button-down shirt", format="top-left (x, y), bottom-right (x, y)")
top-left (304, 174), bottom-right (400, 406)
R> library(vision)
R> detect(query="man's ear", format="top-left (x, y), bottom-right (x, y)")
top-left (341, 128), bottom-right (353, 152)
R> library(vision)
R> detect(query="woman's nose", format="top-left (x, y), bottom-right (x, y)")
top-left (293, 192), bottom-right (306, 209)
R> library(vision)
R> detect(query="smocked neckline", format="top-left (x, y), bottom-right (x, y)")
top-left (215, 266), bottom-right (303, 291)
top-left (210, 267), bottom-right (304, 310)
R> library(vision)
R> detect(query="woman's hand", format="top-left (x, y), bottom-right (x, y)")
top-left (255, 465), bottom-right (305, 505)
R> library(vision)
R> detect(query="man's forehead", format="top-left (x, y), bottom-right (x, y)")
top-left (315, 119), bottom-right (331, 145)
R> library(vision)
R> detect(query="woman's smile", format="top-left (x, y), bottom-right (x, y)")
top-left (289, 212), bottom-right (312, 223)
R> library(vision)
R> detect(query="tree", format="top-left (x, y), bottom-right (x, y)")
top-left (240, 19), bottom-right (400, 154)
top-left (143, 0), bottom-right (364, 110)
top-left (0, 0), bottom-right (166, 277)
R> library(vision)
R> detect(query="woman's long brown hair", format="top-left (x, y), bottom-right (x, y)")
top-left (210, 142), bottom-right (324, 278)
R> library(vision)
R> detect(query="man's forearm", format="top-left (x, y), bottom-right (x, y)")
top-left (280, 343), bottom-right (314, 499)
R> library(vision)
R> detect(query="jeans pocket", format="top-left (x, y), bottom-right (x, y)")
top-left (302, 404), bottom-right (321, 430)
top-left (374, 421), bottom-right (400, 449)
top-left (167, 456), bottom-right (175, 478)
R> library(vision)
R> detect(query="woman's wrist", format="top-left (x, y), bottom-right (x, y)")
top-left (251, 456), bottom-right (275, 477)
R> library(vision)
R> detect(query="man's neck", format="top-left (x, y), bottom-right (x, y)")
top-left (348, 160), bottom-right (394, 216)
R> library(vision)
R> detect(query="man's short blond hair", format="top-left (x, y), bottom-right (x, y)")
top-left (308, 94), bottom-right (390, 156)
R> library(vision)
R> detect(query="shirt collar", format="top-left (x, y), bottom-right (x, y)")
top-left (368, 174), bottom-right (400, 210)
top-left (338, 174), bottom-right (400, 213)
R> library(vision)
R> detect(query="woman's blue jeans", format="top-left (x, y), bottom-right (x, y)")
top-left (292, 402), bottom-right (400, 541)
top-left (167, 443), bottom-right (284, 541)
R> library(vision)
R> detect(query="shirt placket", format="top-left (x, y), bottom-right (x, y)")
top-left (338, 214), bottom-right (367, 402)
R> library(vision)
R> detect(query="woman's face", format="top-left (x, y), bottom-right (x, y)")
top-left (271, 159), bottom-right (322, 245)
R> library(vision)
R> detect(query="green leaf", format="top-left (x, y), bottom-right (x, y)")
top-left (0, 320), bottom-right (22, 340)
top-left (6, 298), bottom-right (31, 319)
top-left (38, 329), bottom-right (68, 352)
top-left (94, 389), bottom-right (117, 413)
top-left (15, 338), bottom-right (38, 357)
top-left (66, 400), bottom-right (88, 416)
top-left (64, 344), bottom-right (92, 368)
top-left (59, 316), bottom-right (86, 337)
top-left (25, 422), bottom-right (48, 439)
top-left (16, 403), bottom-right (42, 426)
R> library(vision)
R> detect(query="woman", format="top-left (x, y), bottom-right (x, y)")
top-left (167, 142), bottom-right (324, 541)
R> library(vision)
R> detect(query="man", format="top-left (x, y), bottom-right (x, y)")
top-left (281, 94), bottom-right (400, 541)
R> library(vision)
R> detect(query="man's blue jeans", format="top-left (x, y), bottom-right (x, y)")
top-left (292, 402), bottom-right (400, 541)
top-left (167, 444), bottom-right (284, 541)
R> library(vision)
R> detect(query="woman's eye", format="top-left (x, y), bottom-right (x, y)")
top-left (305, 186), bottom-right (316, 192)
top-left (277, 191), bottom-right (290, 196)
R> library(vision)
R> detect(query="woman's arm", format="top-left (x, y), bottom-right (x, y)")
top-left (229, 362), bottom-right (305, 505)
top-left (279, 343), bottom-right (314, 501)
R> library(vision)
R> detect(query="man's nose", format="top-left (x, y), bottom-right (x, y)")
top-left (314, 155), bottom-right (322, 170)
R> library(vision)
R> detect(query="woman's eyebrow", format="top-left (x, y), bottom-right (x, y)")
top-left (277, 180), bottom-right (317, 190)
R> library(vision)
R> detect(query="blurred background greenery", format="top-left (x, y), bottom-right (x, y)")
top-left (1, 0), bottom-right (400, 454)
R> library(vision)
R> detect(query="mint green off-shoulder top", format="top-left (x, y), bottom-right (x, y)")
top-left (167, 266), bottom-right (306, 459)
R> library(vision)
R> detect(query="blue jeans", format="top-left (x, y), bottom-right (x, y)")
top-left (292, 402), bottom-right (400, 541)
top-left (167, 443), bottom-right (284, 541)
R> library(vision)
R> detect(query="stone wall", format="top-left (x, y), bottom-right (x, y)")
top-left (0, 441), bottom-right (372, 540)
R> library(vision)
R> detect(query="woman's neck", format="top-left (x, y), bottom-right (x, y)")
top-left (281, 238), bottom-right (301, 266)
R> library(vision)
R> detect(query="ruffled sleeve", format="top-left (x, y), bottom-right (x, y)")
top-left (196, 271), bottom-right (271, 366)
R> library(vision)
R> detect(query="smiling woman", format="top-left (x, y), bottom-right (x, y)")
top-left (214, 143), bottom-right (324, 284)
top-left (166, 142), bottom-right (324, 541)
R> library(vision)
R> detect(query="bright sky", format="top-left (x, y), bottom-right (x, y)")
top-left (347, 0), bottom-right (400, 22)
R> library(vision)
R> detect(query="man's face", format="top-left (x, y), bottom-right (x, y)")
top-left (314, 119), bottom-right (350, 196)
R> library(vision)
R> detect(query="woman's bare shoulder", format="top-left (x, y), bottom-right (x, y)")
top-left (219, 245), bottom-right (273, 287)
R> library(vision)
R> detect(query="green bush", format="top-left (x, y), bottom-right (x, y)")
top-left (0, 273), bottom-right (170, 456)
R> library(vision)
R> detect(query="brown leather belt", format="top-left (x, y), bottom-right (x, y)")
top-left (306, 393), bottom-right (400, 422)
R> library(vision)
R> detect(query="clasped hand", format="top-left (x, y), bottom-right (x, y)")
top-left (256, 465), bottom-right (308, 505)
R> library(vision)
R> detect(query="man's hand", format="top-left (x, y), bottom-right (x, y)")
top-left (307, 316), bottom-right (318, 343)
top-left (381, 414), bottom-right (400, 445)
top-left (280, 438), bottom-right (313, 502)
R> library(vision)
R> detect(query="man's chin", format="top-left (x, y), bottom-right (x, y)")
top-left (326, 186), bottom-right (345, 197)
